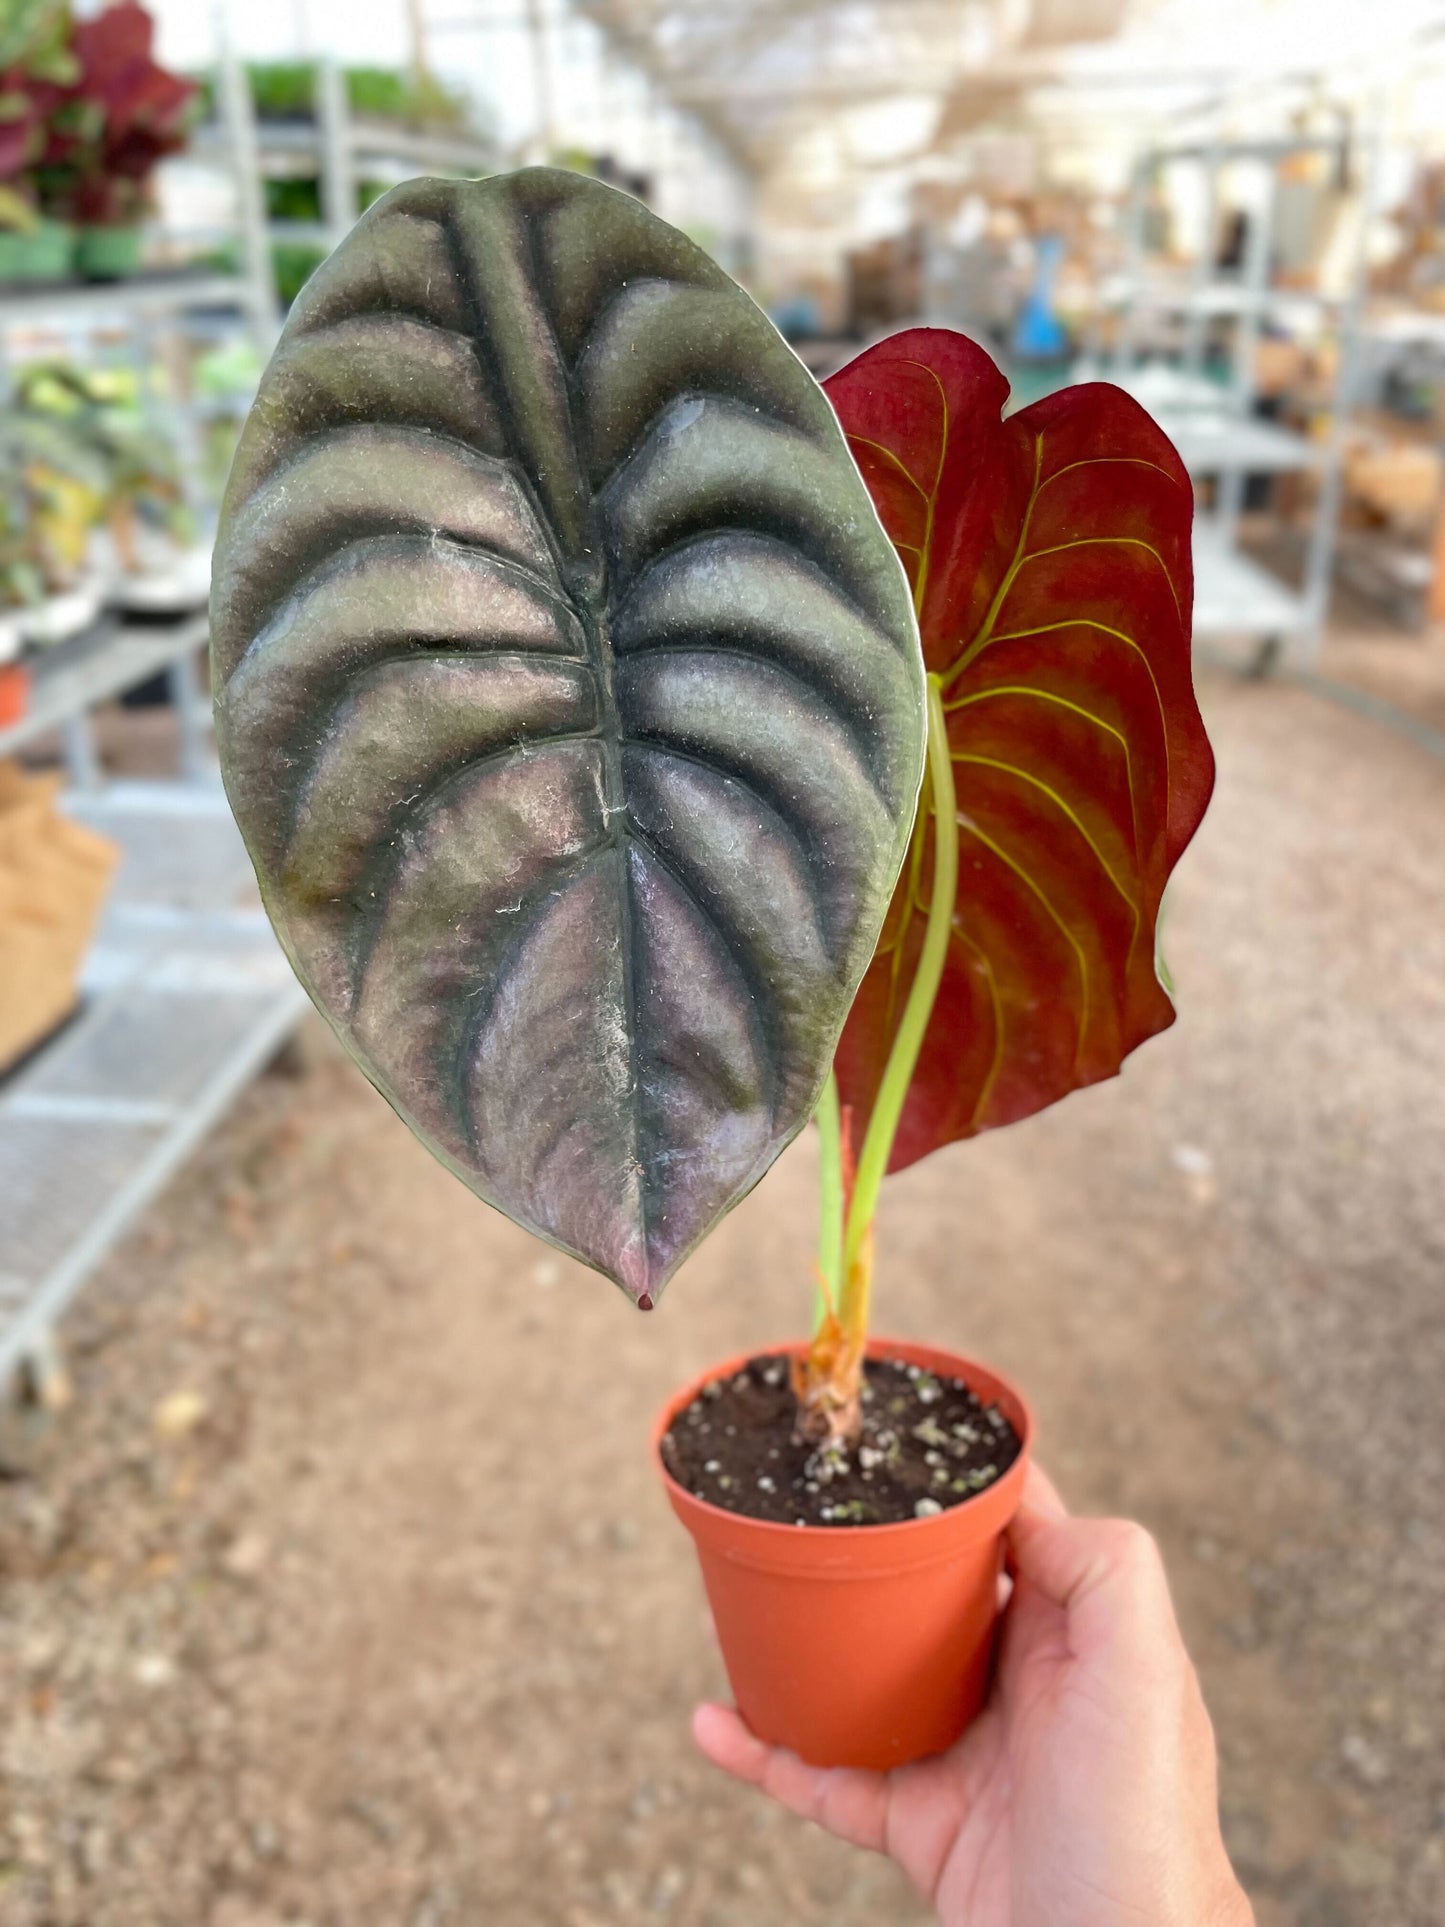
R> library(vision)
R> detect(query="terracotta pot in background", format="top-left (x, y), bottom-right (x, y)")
top-left (654, 1337), bottom-right (1033, 1771)
top-left (0, 661), bottom-right (30, 729)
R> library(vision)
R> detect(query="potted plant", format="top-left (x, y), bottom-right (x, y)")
top-left (1, 371), bottom-right (111, 644)
top-left (10, 360), bottom-right (199, 612)
top-left (37, 0), bottom-right (196, 282)
top-left (655, 328), bottom-right (1213, 1767)
top-left (0, 0), bottom-right (78, 281)
top-left (210, 168), bottom-right (1212, 1774)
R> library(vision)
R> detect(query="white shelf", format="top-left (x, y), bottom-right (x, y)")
top-left (1093, 364), bottom-right (1226, 414)
top-left (194, 118), bottom-right (495, 176)
top-left (0, 612), bottom-right (210, 760)
top-left (0, 781), bottom-right (306, 1384)
top-left (1100, 276), bottom-right (1331, 326)
top-left (0, 272), bottom-right (255, 329)
top-left (1103, 130), bottom-right (1373, 665)
top-left (347, 121), bottom-right (495, 172)
top-left (1158, 411), bottom-right (1321, 476)
top-left (1081, 368), bottom-right (1321, 476)
top-left (1192, 523), bottom-right (1307, 639)
top-left (267, 219), bottom-right (334, 246)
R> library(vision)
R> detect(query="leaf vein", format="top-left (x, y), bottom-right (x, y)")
top-left (950, 752), bottom-right (1140, 941)
top-left (955, 813), bottom-right (1089, 1074)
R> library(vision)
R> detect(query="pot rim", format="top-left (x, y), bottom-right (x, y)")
top-left (652, 1333), bottom-right (1034, 1545)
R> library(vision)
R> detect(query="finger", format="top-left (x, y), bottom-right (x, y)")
top-left (1006, 1513), bottom-right (1180, 1666)
top-left (1021, 1460), bottom-right (1068, 1519)
top-left (691, 1705), bottom-right (892, 1854)
top-left (692, 1702), bottom-right (773, 1782)
top-left (1003, 1461), bottom-right (1067, 1579)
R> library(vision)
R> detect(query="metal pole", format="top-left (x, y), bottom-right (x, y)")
top-left (1111, 153), bottom-right (1149, 376)
top-left (1300, 112), bottom-right (1382, 665)
top-left (1217, 155), bottom-right (1275, 544)
top-left (212, 6), bottom-right (281, 345)
top-left (168, 651), bottom-right (210, 783)
top-left (316, 57), bottom-right (352, 252)
top-left (407, 0), bottom-right (431, 90)
top-left (1182, 143), bottom-right (1219, 380)
top-left (62, 715), bottom-right (99, 792)
top-left (525, 0), bottom-right (556, 160)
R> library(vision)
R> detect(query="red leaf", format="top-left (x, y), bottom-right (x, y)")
top-left (824, 327), bottom-right (1214, 1172)
top-left (72, 3), bottom-right (157, 81)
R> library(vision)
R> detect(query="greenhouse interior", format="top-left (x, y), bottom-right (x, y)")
top-left (0, 0), bottom-right (1443, 1923)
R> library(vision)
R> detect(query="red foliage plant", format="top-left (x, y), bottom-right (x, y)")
top-left (824, 328), bottom-right (1215, 1174)
top-left (41, 2), bottom-right (196, 225)
top-left (0, 3), bottom-right (77, 196)
top-left (796, 327), bottom-right (1214, 1438)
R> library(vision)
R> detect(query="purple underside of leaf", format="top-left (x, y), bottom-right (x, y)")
top-left (212, 169), bottom-right (925, 1300)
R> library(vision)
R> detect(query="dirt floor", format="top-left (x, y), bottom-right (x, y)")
top-left (2, 663), bottom-right (1444, 1927)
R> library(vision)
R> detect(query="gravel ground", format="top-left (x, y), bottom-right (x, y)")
top-left (2, 666), bottom-right (1443, 1927)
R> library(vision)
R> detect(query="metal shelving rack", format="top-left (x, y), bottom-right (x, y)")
top-left (1098, 133), bottom-right (1377, 667)
top-left (0, 620), bottom-right (310, 1393)
top-left (0, 44), bottom-right (498, 1392)
top-left (0, 612), bottom-right (211, 788)
top-left (195, 57), bottom-right (498, 271)
top-left (0, 42), bottom-right (280, 355)
top-left (0, 47), bottom-right (305, 1393)
top-left (0, 774), bottom-right (308, 1393)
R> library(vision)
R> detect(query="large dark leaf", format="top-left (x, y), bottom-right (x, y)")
top-left (212, 169), bottom-right (924, 1302)
top-left (824, 328), bottom-right (1213, 1172)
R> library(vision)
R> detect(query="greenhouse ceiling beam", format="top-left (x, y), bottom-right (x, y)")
top-left (667, 58), bottom-right (1246, 106)
top-left (568, 0), bottom-right (760, 171)
top-left (428, 0), bottom-right (758, 170)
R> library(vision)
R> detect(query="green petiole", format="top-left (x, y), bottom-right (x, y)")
top-left (838, 674), bottom-right (958, 1320)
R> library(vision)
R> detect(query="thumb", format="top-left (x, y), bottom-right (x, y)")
top-left (1008, 1507), bottom-right (1180, 1659)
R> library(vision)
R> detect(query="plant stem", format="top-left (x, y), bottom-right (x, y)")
top-left (795, 677), bottom-right (957, 1444)
top-left (813, 1069), bottom-right (844, 1334)
top-left (840, 674), bottom-right (958, 1317)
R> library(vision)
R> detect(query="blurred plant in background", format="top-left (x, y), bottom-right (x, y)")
top-left (18, 363), bottom-right (190, 569)
top-left (0, 468), bottom-right (47, 615)
top-left (0, 1), bottom-right (196, 278)
top-left (37, 1), bottom-right (197, 231)
top-left (0, 0), bottom-right (78, 255)
top-left (0, 362), bottom-right (190, 603)
top-left (193, 60), bottom-right (472, 131)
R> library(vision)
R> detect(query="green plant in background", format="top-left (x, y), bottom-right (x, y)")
top-left (0, 0), bottom-right (64, 71)
top-left (236, 61), bottom-right (316, 122)
top-left (193, 339), bottom-right (262, 497)
top-left (0, 0), bottom-right (75, 95)
top-left (270, 239), bottom-right (328, 309)
top-left (0, 0), bottom-right (77, 248)
top-left (347, 63), bottom-right (470, 128)
top-left (217, 59), bottom-right (475, 131)
top-left (0, 185), bottom-right (39, 235)
top-left (263, 174), bottom-right (322, 224)
top-left (0, 465), bottom-right (46, 613)
top-left (8, 363), bottom-right (191, 578)
top-left (0, 399), bottom-right (106, 593)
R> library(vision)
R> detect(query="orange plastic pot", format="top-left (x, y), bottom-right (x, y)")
top-left (653, 1336), bottom-right (1033, 1771)
top-left (0, 662), bottom-right (30, 729)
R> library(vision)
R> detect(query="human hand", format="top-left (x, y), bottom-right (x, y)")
top-left (692, 1464), bottom-right (1254, 1927)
